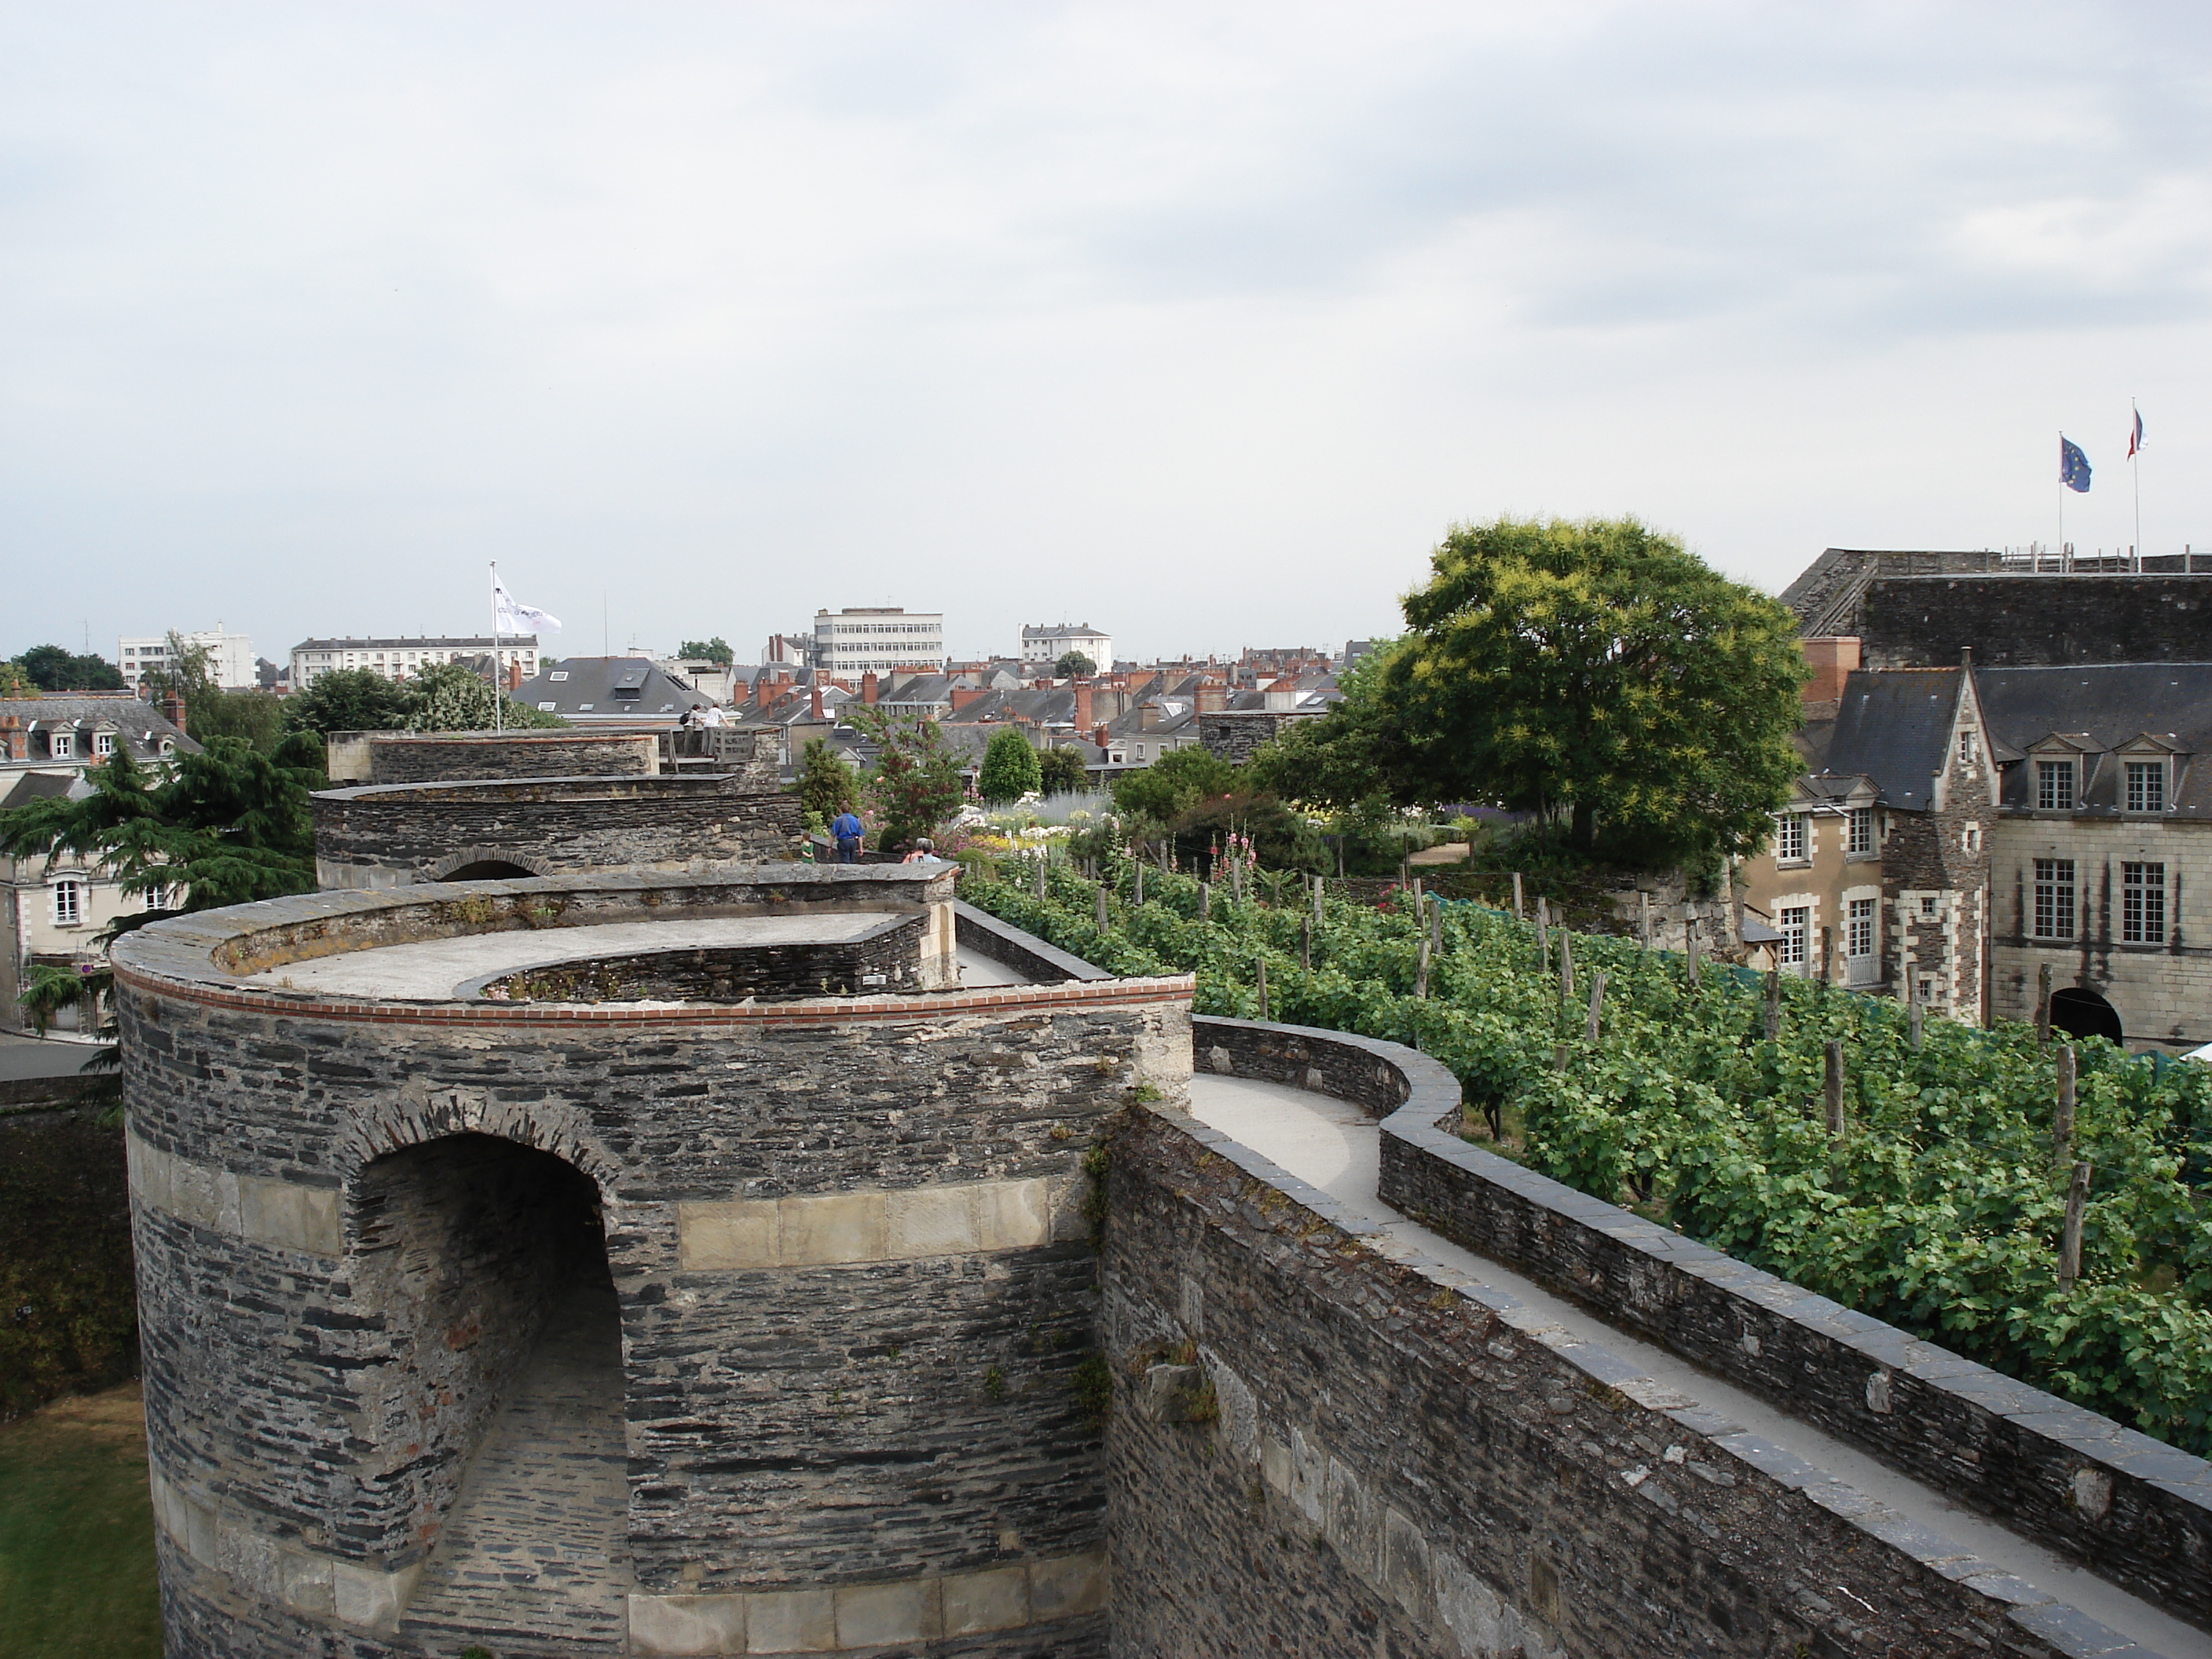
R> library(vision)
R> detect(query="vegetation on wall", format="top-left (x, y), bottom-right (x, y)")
top-left (961, 848), bottom-right (2212, 1455)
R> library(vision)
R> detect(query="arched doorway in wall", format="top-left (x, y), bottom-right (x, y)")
top-left (436, 859), bottom-right (541, 881)
top-left (2050, 986), bottom-right (2124, 1046)
top-left (352, 1135), bottom-right (629, 1645)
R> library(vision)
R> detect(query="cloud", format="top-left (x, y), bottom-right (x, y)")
top-left (3, 2), bottom-right (2211, 663)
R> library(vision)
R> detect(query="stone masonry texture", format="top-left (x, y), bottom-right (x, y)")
top-left (1861, 574), bottom-right (2212, 669)
top-left (114, 872), bottom-right (1194, 1657)
top-left (367, 731), bottom-right (663, 783)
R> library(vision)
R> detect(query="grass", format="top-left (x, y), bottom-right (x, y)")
top-left (0, 1382), bottom-right (161, 1659)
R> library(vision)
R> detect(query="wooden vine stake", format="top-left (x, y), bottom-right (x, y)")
top-left (1133, 863), bottom-right (1144, 906)
top-left (1415, 937), bottom-right (1431, 1000)
top-left (1312, 875), bottom-right (1324, 923)
top-left (1034, 858), bottom-right (1047, 902)
top-left (1559, 930), bottom-right (1576, 1006)
top-left (1199, 882), bottom-right (1211, 922)
top-left (1685, 925), bottom-right (1701, 991)
top-left (1512, 871), bottom-right (1525, 921)
top-left (1534, 897), bottom-right (1550, 969)
top-left (1763, 966), bottom-right (1782, 1042)
top-left (1096, 885), bottom-right (1110, 935)
top-left (1909, 987), bottom-right (1924, 1053)
top-left (1255, 955), bottom-right (1269, 1020)
top-left (1823, 1041), bottom-right (1845, 1137)
top-left (1585, 969), bottom-right (1606, 1045)
top-left (1430, 894), bottom-right (1444, 957)
top-left (2053, 1044), bottom-right (2077, 1165)
top-left (1639, 890), bottom-right (1652, 949)
top-left (1552, 1042), bottom-right (1569, 1072)
top-left (2037, 964), bottom-right (2053, 1046)
top-left (2057, 1161), bottom-right (2093, 1287)
top-left (1299, 916), bottom-right (1312, 972)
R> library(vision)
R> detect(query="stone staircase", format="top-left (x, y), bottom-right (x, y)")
top-left (398, 1276), bottom-right (630, 1657)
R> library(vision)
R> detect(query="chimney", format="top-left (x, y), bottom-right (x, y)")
top-left (0, 716), bottom-right (22, 762)
top-left (1264, 676), bottom-right (1298, 712)
top-left (1140, 702), bottom-right (1161, 731)
top-left (862, 670), bottom-right (880, 705)
top-left (506, 661), bottom-right (523, 692)
top-left (1093, 723), bottom-right (1111, 749)
top-left (1798, 637), bottom-right (1862, 703)
top-left (810, 687), bottom-right (825, 720)
top-left (162, 694), bottom-right (188, 735)
top-left (1196, 683), bottom-right (1228, 714)
top-left (949, 686), bottom-right (987, 713)
top-left (1074, 683), bottom-right (1093, 732)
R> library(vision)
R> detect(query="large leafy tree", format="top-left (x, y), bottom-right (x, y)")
top-left (796, 738), bottom-right (859, 825)
top-left (138, 632), bottom-right (286, 752)
top-left (848, 707), bottom-right (964, 848)
top-left (679, 637), bottom-right (734, 665)
top-left (1111, 746), bottom-right (1236, 824)
top-left (1037, 745), bottom-right (1090, 796)
top-left (977, 728), bottom-right (1042, 804)
top-left (13, 644), bottom-right (124, 691)
top-left (0, 735), bottom-right (327, 919)
top-left (1380, 516), bottom-right (1805, 862)
top-left (283, 667), bottom-right (414, 736)
top-left (405, 662), bottom-right (564, 731)
top-left (1053, 650), bottom-right (1097, 679)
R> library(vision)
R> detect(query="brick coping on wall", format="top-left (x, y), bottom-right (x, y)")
top-left (110, 872), bottom-right (1192, 1031)
top-left (313, 772), bottom-right (757, 804)
top-left (1190, 1013), bottom-right (2212, 1643)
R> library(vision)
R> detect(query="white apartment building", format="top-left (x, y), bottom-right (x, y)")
top-left (119, 627), bottom-right (257, 690)
top-left (812, 609), bottom-right (944, 676)
top-left (290, 636), bottom-right (539, 690)
top-left (1020, 623), bottom-right (1114, 672)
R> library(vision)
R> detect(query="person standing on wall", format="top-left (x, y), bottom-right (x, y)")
top-left (831, 805), bottom-right (865, 864)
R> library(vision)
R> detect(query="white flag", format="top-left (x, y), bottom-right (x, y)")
top-left (493, 580), bottom-right (562, 634)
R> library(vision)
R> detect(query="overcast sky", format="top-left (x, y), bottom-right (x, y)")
top-left (5, 2), bottom-right (2210, 668)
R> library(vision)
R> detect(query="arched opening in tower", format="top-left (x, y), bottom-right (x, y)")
top-left (351, 1135), bottom-right (628, 1646)
top-left (2049, 986), bottom-right (2123, 1046)
top-left (438, 859), bottom-right (540, 881)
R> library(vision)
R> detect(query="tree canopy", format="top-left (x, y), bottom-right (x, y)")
top-left (282, 667), bottom-right (414, 736)
top-left (797, 738), bottom-right (859, 825)
top-left (680, 638), bottom-right (735, 665)
top-left (1037, 745), bottom-right (1090, 796)
top-left (1053, 650), bottom-right (1097, 679)
top-left (1378, 515), bottom-right (1805, 862)
top-left (13, 645), bottom-right (124, 692)
top-left (0, 734), bottom-right (326, 921)
top-left (977, 728), bottom-right (1042, 804)
top-left (1111, 745), bottom-right (1236, 825)
top-left (282, 663), bottom-right (561, 737)
top-left (849, 707), bottom-right (964, 848)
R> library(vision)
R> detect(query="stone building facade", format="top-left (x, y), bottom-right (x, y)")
top-left (114, 869), bottom-right (1192, 1657)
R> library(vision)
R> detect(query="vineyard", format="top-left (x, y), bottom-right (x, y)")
top-left (960, 847), bottom-right (2212, 1455)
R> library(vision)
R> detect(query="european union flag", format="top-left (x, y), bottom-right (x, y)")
top-left (2060, 435), bottom-right (2092, 493)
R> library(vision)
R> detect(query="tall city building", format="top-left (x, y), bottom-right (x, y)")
top-left (289, 635), bottom-right (539, 690)
top-left (812, 607), bottom-right (944, 675)
top-left (119, 628), bottom-right (257, 690)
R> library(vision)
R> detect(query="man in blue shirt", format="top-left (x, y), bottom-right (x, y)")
top-left (830, 808), bottom-right (865, 864)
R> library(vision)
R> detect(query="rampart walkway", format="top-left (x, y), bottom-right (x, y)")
top-left (1185, 1072), bottom-right (2211, 1659)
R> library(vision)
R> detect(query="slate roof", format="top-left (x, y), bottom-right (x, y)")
top-left (1821, 669), bottom-right (1961, 809)
top-left (0, 696), bottom-right (201, 767)
top-left (0, 770), bottom-right (93, 808)
top-left (513, 657), bottom-right (714, 723)
top-left (1975, 663), bottom-right (2212, 816)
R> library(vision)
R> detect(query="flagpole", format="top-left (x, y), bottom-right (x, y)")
top-left (491, 561), bottom-right (504, 735)
top-left (2132, 399), bottom-right (2142, 572)
top-left (2057, 433), bottom-right (2065, 573)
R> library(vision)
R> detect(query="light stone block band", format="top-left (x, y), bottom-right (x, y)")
top-left (126, 1132), bottom-right (343, 1258)
top-left (627, 1549), bottom-right (1108, 1655)
top-left (677, 1174), bottom-right (1087, 1270)
top-left (149, 1467), bottom-right (419, 1632)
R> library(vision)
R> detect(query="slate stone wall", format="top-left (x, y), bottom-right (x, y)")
top-left (1194, 710), bottom-right (1321, 764)
top-left (1862, 573), bottom-right (2212, 668)
top-left (113, 878), bottom-right (1196, 1657)
top-left (468, 914), bottom-right (927, 1002)
top-left (314, 768), bottom-right (804, 890)
top-left (1107, 1101), bottom-right (2111, 1659)
top-left (365, 730), bottom-right (663, 783)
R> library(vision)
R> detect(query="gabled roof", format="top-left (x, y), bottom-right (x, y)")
top-left (1972, 664), bottom-right (2212, 755)
top-left (0, 770), bottom-right (93, 808)
top-left (0, 695), bottom-right (200, 765)
top-left (513, 657), bottom-right (713, 722)
top-left (1822, 668), bottom-right (1961, 808)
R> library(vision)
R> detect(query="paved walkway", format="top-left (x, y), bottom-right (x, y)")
top-left (1185, 1073), bottom-right (2210, 1659)
top-left (399, 1277), bottom-right (630, 1657)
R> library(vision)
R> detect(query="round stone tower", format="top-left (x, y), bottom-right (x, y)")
top-left (113, 866), bottom-right (1192, 1657)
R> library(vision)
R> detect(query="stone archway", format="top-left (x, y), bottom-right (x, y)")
top-left (437, 859), bottom-right (543, 881)
top-left (2050, 985), bottom-right (2124, 1046)
top-left (350, 1133), bottom-right (630, 1649)
top-left (419, 848), bottom-right (552, 884)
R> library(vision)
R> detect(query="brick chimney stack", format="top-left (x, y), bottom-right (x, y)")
top-left (0, 716), bottom-right (22, 762)
top-left (809, 687), bottom-right (825, 720)
top-left (162, 694), bottom-right (188, 735)
top-left (1093, 723), bottom-right (1110, 749)
top-left (949, 687), bottom-right (987, 713)
top-left (862, 671), bottom-right (880, 705)
top-left (1074, 683), bottom-right (1093, 732)
top-left (1798, 637), bottom-right (1861, 703)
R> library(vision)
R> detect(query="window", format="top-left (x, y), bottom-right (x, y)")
top-left (537, 701), bottom-right (558, 712)
top-left (1958, 729), bottom-right (1979, 765)
top-left (1962, 823), bottom-right (1982, 853)
top-left (49, 732), bottom-right (74, 758)
top-left (1847, 808), bottom-right (1874, 855)
top-left (2036, 759), bottom-right (2076, 811)
top-left (1779, 906), bottom-right (1809, 968)
top-left (158, 740), bottom-right (175, 756)
top-left (1917, 977), bottom-right (1938, 1004)
top-left (52, 878), bottom-right (83, 925)
top-left (2123, 862), bottom-right (2166, 943)
top-left (1774, 813), bottom-right (1807, 862)
top-left (2126, 760), bottom-right (2166, 814)
top-left (1848, 897), bottom-right (1876, 958)
top-left (550, 671), bottom-right (569, 682)
top-left (2033, 858), bottom-right (2077, 939)
top-left (93, 732), bottom-right (115, 756)
top-left (1920, 895), bottom-right (1937, 917)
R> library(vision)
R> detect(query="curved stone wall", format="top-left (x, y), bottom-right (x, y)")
top-left (113, 873), bottom-right (1194, 1657)
top-left (314, 769), bottom-right (805, 891)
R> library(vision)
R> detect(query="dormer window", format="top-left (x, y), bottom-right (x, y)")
top-left (2126, 759), bottom-right (2166, 813)
top-left (50, 731), bottom-right (74, 759)
top-left (94, 732), bottom-right (115, 756)
top-left (2036, 758), bottom-right (2075, 811)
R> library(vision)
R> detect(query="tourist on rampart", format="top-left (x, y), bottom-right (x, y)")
top-left (831, 807), bottom-right (864, 863)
